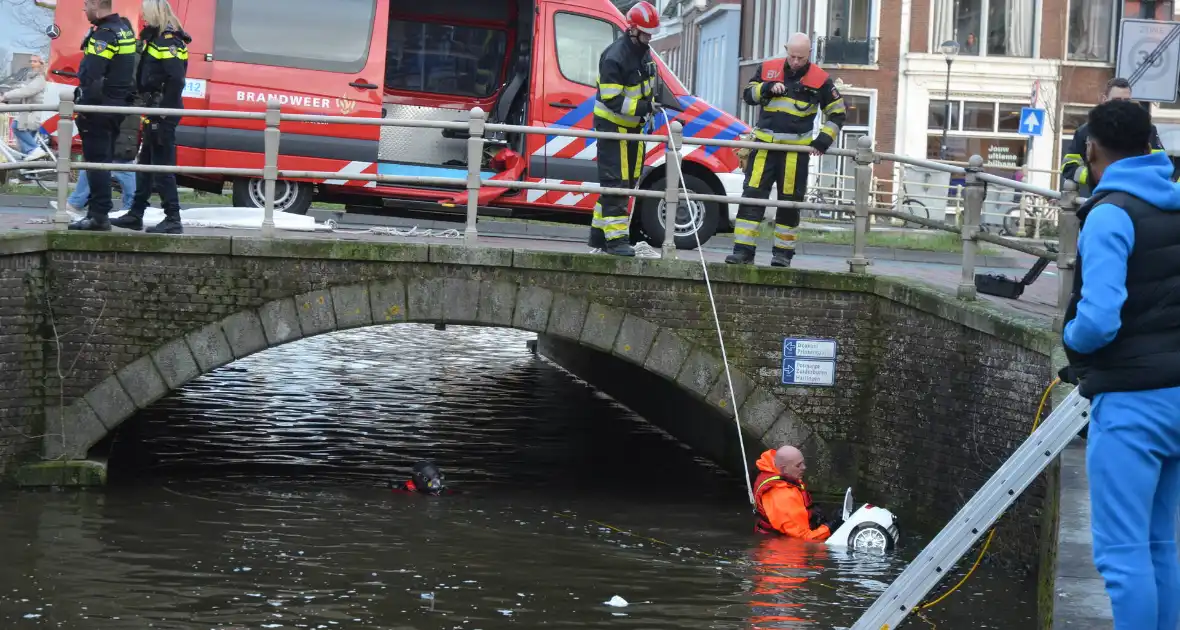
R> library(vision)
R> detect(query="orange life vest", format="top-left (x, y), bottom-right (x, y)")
top-left (753, 471), bottom-right (818, 535)
top-left (758, 58), bottom-right (830, 90)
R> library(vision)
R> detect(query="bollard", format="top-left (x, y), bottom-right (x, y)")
top-left (1054, 180), bottom-right (1081, 333)
top-left (957, 155), bottom-right (985, 300)
top-left (261, 98), bottom-right (281, 238)
top-left (53, 91), bottom-right (76, 228)
top-left (465, 107), bottom-right (486, 245)
top-left (848, 135), bottom-right (874, 274)
top-left (1016, 164), bottom-right (1029, 237)
top-left (662, 120), bottom-right (684, 258)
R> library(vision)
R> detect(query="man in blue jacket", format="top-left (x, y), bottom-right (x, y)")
top-left (1061, 99), bottom-right (1180, 630)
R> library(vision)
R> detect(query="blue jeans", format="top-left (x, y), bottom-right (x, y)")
top-left (1087, 387), bottom-right (1180, 630)
top-left (11, 125), bottom-right (38, 155)
top-left (68, 162), bottom-right (136, 211)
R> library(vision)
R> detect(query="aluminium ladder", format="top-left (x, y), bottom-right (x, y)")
top-left (849, 388), bottom-right (1091, 629)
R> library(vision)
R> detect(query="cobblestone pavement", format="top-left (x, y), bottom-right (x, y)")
top-left (0, 205), bottom-right (1060, 325)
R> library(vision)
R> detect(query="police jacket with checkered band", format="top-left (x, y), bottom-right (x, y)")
top-left (137, 26), bottom-right (191, 120)
top-left (743, 59), bottom-right (846, 152)
top-left (77, 13), bottom-right (137, 106)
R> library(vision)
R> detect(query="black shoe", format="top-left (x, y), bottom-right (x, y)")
top-left (109, 213), bottom-right (144, 231)
top-left (145, 217), bottom-right (183, 234)
top-left (770, 251), bottom-right (793, 268)
top-left (67, 217), bottom-right (111, 231)
top-left (602, 239), bottom-right (635, 257)
top-left (725, 248), bottom-right (755, 265)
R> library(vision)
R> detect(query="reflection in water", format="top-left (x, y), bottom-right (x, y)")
top-left (0, 326), bottom-right (1034, 628)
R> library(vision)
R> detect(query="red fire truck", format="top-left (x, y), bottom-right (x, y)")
top-left (44, 0), bottom-right (752, 247)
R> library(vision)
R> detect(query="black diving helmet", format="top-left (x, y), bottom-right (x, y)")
top-left (411, 461), bottom-right (446, 495)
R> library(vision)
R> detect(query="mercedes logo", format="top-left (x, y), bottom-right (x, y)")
top-left (46, 24), bottom-right (61, 39)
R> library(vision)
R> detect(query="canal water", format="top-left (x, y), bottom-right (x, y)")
top-left (0, 326), bottom-right (1035, 629)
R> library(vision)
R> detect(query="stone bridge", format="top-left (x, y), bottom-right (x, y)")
top-left (0, 231), bottom-right (1058, 565)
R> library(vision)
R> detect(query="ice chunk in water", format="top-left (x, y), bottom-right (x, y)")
top-left (604, 595), bottom-right (628, 607)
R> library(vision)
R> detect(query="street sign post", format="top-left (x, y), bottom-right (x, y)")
top-left (1116, 18), bottom-right (1180, 103)
top-left (1018, 107), bottom-right (1045, 137)
top-left (781, 338), bottom-right (837, 387)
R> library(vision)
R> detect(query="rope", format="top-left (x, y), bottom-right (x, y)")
top-left (659, 108), bottom-right (754, 505)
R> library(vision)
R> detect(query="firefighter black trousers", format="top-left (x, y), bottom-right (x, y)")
top-left (129, 121), bottom-right (181, 216)
top-left (78, 113), bottom-right (124, 219)
top-left (733, 146), bottom-right (810, 257)
top-left (589, 119), bottom-right (644, 248)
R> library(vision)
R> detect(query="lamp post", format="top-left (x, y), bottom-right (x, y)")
top-left (939, 40), bottom-right (960, 160)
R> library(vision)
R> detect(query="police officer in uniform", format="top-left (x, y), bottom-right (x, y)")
top-left (1061, 77), bottom-right (1173, 198)
top-left (588, 1), bottom-right (661, 257)
top-left (69, 0), bottom-right (137, 232)
top-left (111, 0), bottom-right (191, 234)
top-left (727, 32), bottom-right (846, 267)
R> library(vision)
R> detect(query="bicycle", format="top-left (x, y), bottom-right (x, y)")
top-left (895, 179), bottom-right (932, 227)
top-left (805, 188), bottom-right (856, 221)
top-left (0, 129), bottom-right (70, 193)
top-left (1001, 196), bottom-right (1058, 237)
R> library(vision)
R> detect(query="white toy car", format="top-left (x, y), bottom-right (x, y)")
top-left (825, 487), bottom-right (900, 552)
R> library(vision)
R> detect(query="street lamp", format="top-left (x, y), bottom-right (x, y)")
top-left (939, 40), bottom-right (960, 160)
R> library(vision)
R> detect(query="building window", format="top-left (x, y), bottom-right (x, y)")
top-left (214, 0), bottom-right (377, 72)
top-left (749, 0), bottom-right (806, 61)
top-left (816, 93), bottom-right (874, 201)
top-left (1068, 0), bottom-right (1117, 61)
top-left (822, 0), bottom-right (874, 64)
top-left (1060, 105), bottom-right (1091, 163)
top-left (930, 0), bottom-right (1035, 57)
top-left (843, 94), bottom-right (873, 127)
top-left (926, 99), bottom-right (1029, 170)
top-left (1124, 0), bottom-right (1174, 18)
top-left (553, 12), bottom-right (621, 87)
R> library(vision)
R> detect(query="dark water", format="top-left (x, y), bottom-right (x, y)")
top-left (0, 326), bottom-right (1034, 629)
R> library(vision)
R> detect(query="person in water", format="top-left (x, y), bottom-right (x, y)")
top-left (391, 460), bottom-right (448, 496)
top-left (753, 445), bottom-right (842, 540)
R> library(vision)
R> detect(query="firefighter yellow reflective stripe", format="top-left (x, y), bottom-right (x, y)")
top-left (593, 204), bottom-right (628, 241)
top-left (1062, 153), bottom-right (1083, 168)
top-left (747, 81), bottom-right (763, 98)
top-left (1077, 166), bottom-right (1088, 185)
top-left (765, 96), bottom-right (818, 116)
top-left (823, 100), bottom-right (846, 116)
top-left (1152, 148), bottom-right (1166, 155)
top-left (773, 224), bottom-right (797, 250)
top-left (821, 121), bottom-right (839, 139)
top-left (753, 129), bottom-right (813, 144)
top-left (748, 149), bottom-right (769, 188)
top-left (598, 83), bottom-right (624, 98)
top-left (783, 153), bottom-right (799, 195)
top-left (594, 102), bottom-right (641, 127)
top-left (734, 218), bottom-right (760, 246)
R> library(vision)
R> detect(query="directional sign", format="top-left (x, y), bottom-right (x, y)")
top-left (782, 359), bottom-right (837, 387)
top-left (1018, 107), bottom-right (1045, 137)
top-left (1116, 19), bottom-right (1180, 103)
top-left (782, 337), bottom-right (837, 387)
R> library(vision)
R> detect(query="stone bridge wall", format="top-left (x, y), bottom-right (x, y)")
top-left (0, 232), bottom-right (1056, 569)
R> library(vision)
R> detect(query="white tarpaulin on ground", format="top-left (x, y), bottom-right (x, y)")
top-left (59, 206), bottom-right (331, 231)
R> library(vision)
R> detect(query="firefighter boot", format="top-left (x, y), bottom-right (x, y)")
top-left (602, 238), bottom-right (636, 257)
top-left (770, 249), bottom-right (793, 268)
top-left (725, 244), bottom-right (756, 265)
top-left (109, 211), bottom-right (144, 231)
top-left (146, 210), bottom-right (183, 234)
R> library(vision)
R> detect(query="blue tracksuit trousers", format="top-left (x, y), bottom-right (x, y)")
top-left (1086, 388), bottom-right (1180, 630)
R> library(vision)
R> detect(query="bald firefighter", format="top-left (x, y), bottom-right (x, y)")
top-left (727, 33), bottom-right (846, 267)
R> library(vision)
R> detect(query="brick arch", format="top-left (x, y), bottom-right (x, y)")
top-left (44, 279), bottom-right (822, 468)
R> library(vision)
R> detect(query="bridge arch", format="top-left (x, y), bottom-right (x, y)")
top-left (45, 278), bottom-right (819, 469)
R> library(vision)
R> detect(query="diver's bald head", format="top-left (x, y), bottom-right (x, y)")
top-left (774, 445), bottom-right (807, 480)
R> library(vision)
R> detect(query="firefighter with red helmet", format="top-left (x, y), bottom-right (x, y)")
top-left (588, 1), bottom-right (661, 257)
top-left (726, 33), bottom-right (846, 268)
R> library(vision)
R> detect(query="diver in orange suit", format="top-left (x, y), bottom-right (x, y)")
top-left (753, 445), bottom-right (842, 540)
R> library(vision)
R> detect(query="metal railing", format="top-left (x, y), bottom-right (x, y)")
top-left (0, 90), bottom-right (1081, 331)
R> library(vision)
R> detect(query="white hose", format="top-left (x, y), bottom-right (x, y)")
top-left (658, 108), bottom-right (755, 505)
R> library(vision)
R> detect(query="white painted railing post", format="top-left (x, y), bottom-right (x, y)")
top-left (262, 98), bottom-right (281, 238)
top-left (465, 107), bottom-right (487, 245)
top-left (957, 154), bottom-right (985, 300)
top-left (54, 91), bottom-right (75, 228)
top-left (662, 120), bottom-right (683, 258)
top-left (848, 135), bottom-right (874, 274)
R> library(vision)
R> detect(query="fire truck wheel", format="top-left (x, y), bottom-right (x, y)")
top-left (637, 173), bottom-right (719, 250)
top-left (232, 178), bottom-right (314, 215)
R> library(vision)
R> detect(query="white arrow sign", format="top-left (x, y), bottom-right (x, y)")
top-left (1022, 111), bottom-right (1040, 132)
